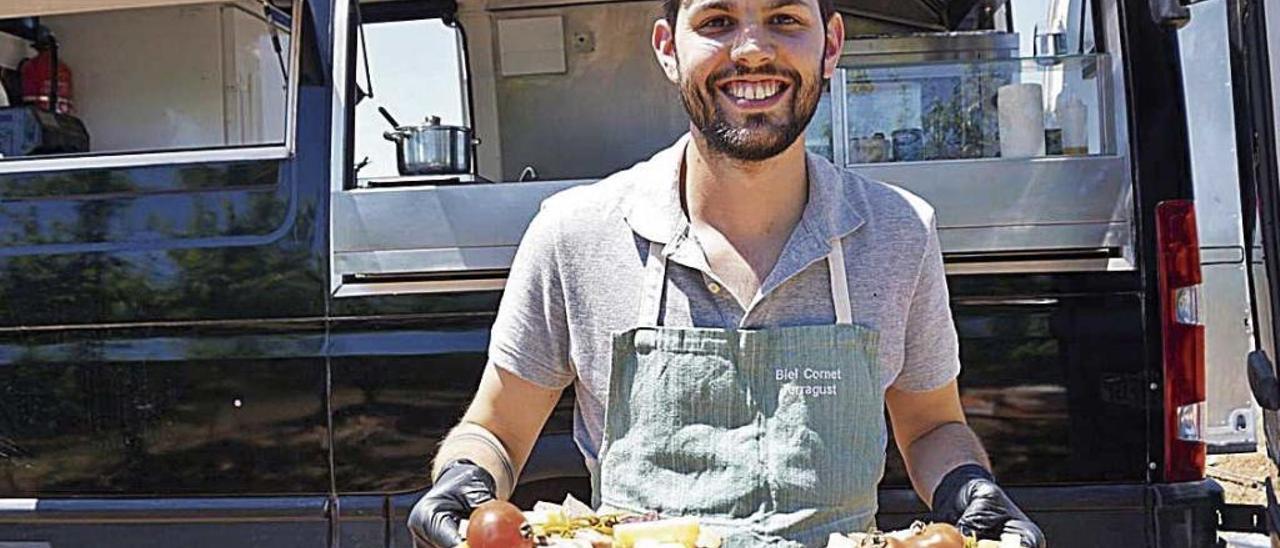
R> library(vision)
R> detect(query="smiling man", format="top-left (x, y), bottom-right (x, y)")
top-left (408, 0), bottom-right (1046, 546)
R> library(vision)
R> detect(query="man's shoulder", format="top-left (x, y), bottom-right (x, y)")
top-left (835, 166), bottom-right (937, 233)
top-left (535, 149), bottom-right (665, 229)
top-left (538, 171), bottom-right (635, 220)
top-left (519, 154), bottom-right (660, 257)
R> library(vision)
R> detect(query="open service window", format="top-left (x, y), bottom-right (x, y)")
top-left (0, 0), bottom-right (299, 172)
top-left (329, 0), bottom-right (1135, 298)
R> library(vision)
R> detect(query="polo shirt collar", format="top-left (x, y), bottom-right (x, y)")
top-left (621, 133), bottom-right (692, 248)
top-left (621, 133), bottom-right (866, 290)
top-left (758, 149), bottom-right (865, 297)
top-left (797, 144), bottom-right (866, 246)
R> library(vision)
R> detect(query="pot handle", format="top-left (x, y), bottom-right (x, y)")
top-left (383, 129), bottom-right (406, 142)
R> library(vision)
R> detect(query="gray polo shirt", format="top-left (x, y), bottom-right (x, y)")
top-left (488, 134), bottom-right (960, 476)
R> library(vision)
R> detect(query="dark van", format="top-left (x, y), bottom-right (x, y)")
top-left (0, 0), bottom-right (1278, 546)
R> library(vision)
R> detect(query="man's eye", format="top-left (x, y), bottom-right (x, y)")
top-left (700, 16), bottom-right (732, 29)
top-left (770, 14), bottom-right (800, 24)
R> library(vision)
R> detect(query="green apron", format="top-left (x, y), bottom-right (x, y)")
top-left (596, 239), bottom-right (885, 548)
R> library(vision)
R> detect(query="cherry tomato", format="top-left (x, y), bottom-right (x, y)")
top-left (466, 500), bottom-right (534, 548)
top-left (899, 523), bottom-right (967, 548)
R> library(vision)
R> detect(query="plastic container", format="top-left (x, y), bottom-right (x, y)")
top-left (998, 83), bottom-right (1046, 158)
top-left (1059, 92), bottom-right (1089, 155)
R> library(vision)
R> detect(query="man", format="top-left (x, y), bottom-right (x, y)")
top-left (410, 0), bottom-right (1046, 546)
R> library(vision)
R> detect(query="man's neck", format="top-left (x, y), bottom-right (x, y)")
top-left (681, 131), bottom-right (810, 242)
top-left (678, 130), bottom-right (811, 309)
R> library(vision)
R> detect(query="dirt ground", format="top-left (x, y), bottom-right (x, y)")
top-left (1207, 408), bottom-right (1278, 506)
top-left (1209, 450), bottom-right (1275, 505)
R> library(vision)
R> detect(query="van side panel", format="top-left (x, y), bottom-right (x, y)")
top-left (0, 323), bottom-right (330, 495)
top-left (0, 7), bottom-right (335, 547)
top-left (326, 291), bottom-right (586, 494)
top-left (914, 272), bottom-right (1148, 485)
top-left (0, 161), bottom-right (333, 541)
top-left (0, 138), bottom-right (332, 500)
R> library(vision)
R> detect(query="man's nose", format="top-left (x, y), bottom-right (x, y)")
top-left (728, 23), bottom-right (775, 67)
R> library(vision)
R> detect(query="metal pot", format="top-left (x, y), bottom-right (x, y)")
top-left (382, 116), bottom-right (477, 175)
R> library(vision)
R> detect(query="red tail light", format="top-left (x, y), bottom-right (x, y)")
top-left (1155, 200), bottom-right (1206, 483)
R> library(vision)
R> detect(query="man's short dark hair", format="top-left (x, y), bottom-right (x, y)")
top-left (661, 0), bottom-right (838, 31)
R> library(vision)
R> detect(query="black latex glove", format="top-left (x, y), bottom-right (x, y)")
top-left (930, 464), bottom-right (1046, 548)
top-left (407, 459), bottom-right (497, 548)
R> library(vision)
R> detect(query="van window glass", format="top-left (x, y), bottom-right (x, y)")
top-left (804, 90), bottom-right (834, 162)
top-left (1009, 0), bottom-right (1096, 56)
top-left (353, 18), bottom-right (464, 182)
top-left (840, 0), bottom-right (1108, 164)
top-left (0, 1), bottom-right (293, 160)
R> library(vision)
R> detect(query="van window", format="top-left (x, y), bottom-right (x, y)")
top-left (1009, 0), bottom-right (1097, 57)
top-left (840, 0), bottom-right (1107, 165)
top-left (353, 18), bottom-right (465, 183)
top-left (0, 1), bottom-right (294, 161)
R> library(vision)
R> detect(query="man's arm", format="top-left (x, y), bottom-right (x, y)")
top-left (431, 199), bottom-right (574, 496)
top-left (409, 364), bottom-right (563, 548)
top-left (887, 380), bottom-right (1045, 547)
top-left (436, 363), bottom-right (565, 489)
top-left (885, 379), bottom-right (987, 504)
top-left (410, 201), bottom-right (573, 547)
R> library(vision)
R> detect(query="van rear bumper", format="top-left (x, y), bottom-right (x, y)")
top-left (877, 480), bottom-right (1226, 547)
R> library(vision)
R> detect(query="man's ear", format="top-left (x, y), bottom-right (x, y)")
top-left (822, 13), bottom-right (845, 80)
top-left (652, 19), bottom-right (680, 84)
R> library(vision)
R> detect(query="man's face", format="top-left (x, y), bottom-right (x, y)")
top-left (654, 0), bottom-right (842, 161)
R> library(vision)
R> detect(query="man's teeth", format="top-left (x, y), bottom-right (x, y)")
top-left (727, 81), bottom-right (782, 100)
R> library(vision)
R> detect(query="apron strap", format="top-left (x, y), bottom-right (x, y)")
top-left (827, 239), bottom-right (853, 325)
top-left (638, 241), bottom-right (669, 326)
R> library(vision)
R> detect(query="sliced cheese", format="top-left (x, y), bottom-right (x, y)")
top-left (526, 508), bottom-right (568, 529)
top-left (825, 533), bottom-right (859, 548)
top-left (613, 517), bottom-right (701, 548)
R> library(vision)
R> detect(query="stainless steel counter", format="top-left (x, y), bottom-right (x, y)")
top-left (856, 154), bottom-right (1132, 255)
top-left (332, 153), bottom-right (1133, 297)
top-left (332, 179), bottom-right (587, 296)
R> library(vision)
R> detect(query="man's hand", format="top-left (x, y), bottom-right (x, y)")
top-left (407, 460), bottom-right (497, 548)
top-left (930, 464), bottom-right (1045, 548)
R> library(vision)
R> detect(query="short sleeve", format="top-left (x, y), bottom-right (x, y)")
top-left (487, 206), bottom-right (575, 390)
top-left (891, 214), bottom-right (962, 392)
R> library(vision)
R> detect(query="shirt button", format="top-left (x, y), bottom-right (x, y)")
top-left (707, 282), bottom-right (722, 294)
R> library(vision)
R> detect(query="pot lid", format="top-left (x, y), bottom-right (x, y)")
top-left (396, 115), bottom-right (470, 132)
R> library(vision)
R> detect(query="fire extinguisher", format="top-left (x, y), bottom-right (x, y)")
top-left (19, 32), bottom-right (73, 115)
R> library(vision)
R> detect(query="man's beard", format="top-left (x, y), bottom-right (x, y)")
top-left (678, 61), bottom-right (823, 162)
